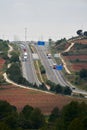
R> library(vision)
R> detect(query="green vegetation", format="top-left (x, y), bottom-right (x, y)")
top-left (0, 40), bottom-right (9, 85)
top-left (0, 39), bottom-right (9, 52)
top-left (62, 43), bottom-right (87, 56)
top-left (0, 100), bottom-right (87, 130)
top-left (0, 75), bottom-right (6, 85)
top-left (50, 38), bottom-right (67, 56)
top-left (38, 60), bottom-right (46, 74)
top-left (37, 60), bottom-right (47, 83)
top-left (46, 80), bottom-right (72, 95)
top-left (55, 38), bottom-right (67, 46)
top-left (10, 51), bottom-right (19, 63)
top-left (0, 39), bottom-right (9, 60)
top-left (6, 62), bottom-right (33, 87)
top-left (0, 100), bottom-right (45, 130)
top-left (49, 36), bottom-right (87, 92)
top-left (77, 29), bottom-right (87, 37)
top-left (73, 69), bottom-right (87, 90)
top-left (74, 43), bottom-right (87, 50)
top-left (79, 69), bottom-right (87, 79)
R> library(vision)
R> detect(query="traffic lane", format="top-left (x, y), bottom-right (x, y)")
top-left (35, 45), bottom-right (59, 84)
top-left (26, 44), bottom-right (41, 86)
top-left (21, 43), bottom-right (36, 84)
top-left (48, 58), bottom-right (66, 86)
top-left (25, 59), bottom-right (36, 84)
top-left (40, 46), bottom-right (64, 84)
top-left (42, 46), bottom-right (69, 86)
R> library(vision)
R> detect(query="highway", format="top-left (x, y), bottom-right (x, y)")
top-left (35, 44), bottom-right (69, 86)
top-left (20, 43), bottom-right (40, 86)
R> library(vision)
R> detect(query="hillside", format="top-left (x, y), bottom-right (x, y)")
top-left (62, 39), bottom-right (87, 72)
top-left (51, 37), bottom-right (87, 90)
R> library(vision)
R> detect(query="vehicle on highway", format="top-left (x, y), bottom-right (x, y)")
top-left (47, 53), bottom-right (51, 59)
top-left (22, 52), bottom-right (28, 62)
top-left (53, 63), bottom-right (57, 69)
top-left (23, 55), bottom-right (27, 61)
top-left (24, 52), bottom-right (28, 56)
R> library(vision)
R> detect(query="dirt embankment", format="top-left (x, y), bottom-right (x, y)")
top-left (59, 42), bottom-right (75, 74)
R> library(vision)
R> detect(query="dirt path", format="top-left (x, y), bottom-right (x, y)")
top-left (8, 44), bottom-right (13, 58)
top-left (59, 42), bottom-right (75, 74)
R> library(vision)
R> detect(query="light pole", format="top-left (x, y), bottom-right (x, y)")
top-left (25, 27), bottom-right (27, 43)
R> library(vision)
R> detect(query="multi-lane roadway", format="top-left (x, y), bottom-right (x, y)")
top-left (20, 43), bottom-right (40, 86)
top-left (35, 44), bottom-right (69, 86)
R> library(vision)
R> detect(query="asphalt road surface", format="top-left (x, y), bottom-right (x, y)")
top-left (20, 43), bottom-right (40, 86)
top-left (35, 44), bottom-right (69, 86)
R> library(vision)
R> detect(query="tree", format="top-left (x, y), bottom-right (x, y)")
top-left (40, 65), bottom-right (46, 74)
top-left (76, 30), bottom-right (83, 36)
top-left (63, 86), bottom-right (72, 95)
top-left (0, 122), bottom-right (11, 130)
top-left (49, 107), bottom-right (59, 122)
top-left (21, 105), bottom-right (33, 120)
top-left (62, 101), bottom-right (80, 127)
top-left (79, 69), bottom-right (87, 79)
top-left (84, 31), bottom-right (87, 36)
top-left (0, 100), bottom-right (17, 120)
top-left (48, 38), bottom-right (53, 45)
top-left (55, 84), bottom-right (63, 94)
top-left (30, 108), bottom-right (45, 129)
top-left (4, 112), bottom-right (19, 129)
top-left (68, 116), bottom-right (87, 130)
top-left (10, 52), bottom-right (19, 62)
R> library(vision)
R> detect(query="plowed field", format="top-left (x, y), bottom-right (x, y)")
top-left (0, 85), bottom-right (76, 115)
top-left (63, 39), bottom-right (87, 71)
top-left (72, 63), bottom-right (87, 71)
top-left (64, 55), bottom-right (87, 60)
top-left (75, 39), bottom-right (87, 44)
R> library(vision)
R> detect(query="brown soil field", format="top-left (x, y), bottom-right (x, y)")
top-left (72, 63), bottom-right (87, 71)
top-left (64, 55), bottom-right (87, 60)
top-left (0, 59), bottom-right (5, 64)
top-left (75, 39), bottom-right (87, 44)
top-left (0, 85), bottom-right (81, 115)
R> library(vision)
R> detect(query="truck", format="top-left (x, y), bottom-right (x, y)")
top-left (47, 53), bottom-right (51, 59)
top-left (24, 52), bottom-right (28, 56)
top-left (24, 55), bottom-right (27, 61)
top-left (23, 52), bottom-right (28, 61)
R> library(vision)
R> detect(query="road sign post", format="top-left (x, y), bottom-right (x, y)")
top-left (56, 65), bottom-right (63, 70)
top-left (37, 41), bottom-right (45, 46)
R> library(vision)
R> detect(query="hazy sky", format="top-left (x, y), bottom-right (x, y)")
top-left (0, 0), bottom-right (87, 41)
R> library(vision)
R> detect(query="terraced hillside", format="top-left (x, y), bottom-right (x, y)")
top-left (62, 39), bottom-right (87, 71)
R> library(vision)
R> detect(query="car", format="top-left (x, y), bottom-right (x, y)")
top-left (53, 63), bottom-right (57, 69)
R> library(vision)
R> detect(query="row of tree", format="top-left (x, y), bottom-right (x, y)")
top-left (46, 80), bottom-right (72, 95)
top-left (0, 100), bottom-right (87, 130)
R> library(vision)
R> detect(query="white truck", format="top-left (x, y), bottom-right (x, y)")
top-left (23, 52), bottom-right (28, 61)
top-left (47, 53), bottom-right (51, 59)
